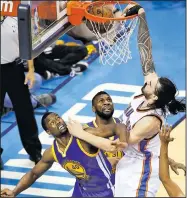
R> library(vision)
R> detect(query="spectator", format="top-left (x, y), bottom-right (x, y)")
top-left (3, 72), bottom-right (56, 111)
top-left (33, 41), bottom-right (89, 79)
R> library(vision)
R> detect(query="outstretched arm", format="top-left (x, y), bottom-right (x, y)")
top-left (125, 5), bottom-right (158, 81)
top-left (67, 119), bottom-right (128, 152)
top-left (137, 10), bottom-right (156, 76)
top-left (84, 122), bottom-right (128, 143)
top-left (1, 148), bottom-right (55, 197)
top-left (159, 125), bottom-right (185, 197)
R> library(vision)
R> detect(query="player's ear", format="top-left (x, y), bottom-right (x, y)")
top-left (46, 130), bottom-right (51, 135)
top-left (153, 94), bottom-right (158, 101)
top-left (92, 106), bottom-right (96, 113)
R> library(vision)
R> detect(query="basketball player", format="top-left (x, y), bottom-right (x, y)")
top-left (1, 112), bottom-right (127, 198)
top-left (159, 125), bottom-right (185, 197)
top-left (66, 4), bottom-right (186, 197)
top-left (113, 5), bottom-right (185, 197)
top-left (87, 91), bottom-right (124, 171)
top-left (72, 91), bottom-right (124, 197)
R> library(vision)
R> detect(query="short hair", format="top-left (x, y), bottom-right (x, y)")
top-left (41, 112), bottom-right (54, 131)
top-left (92, 91), bottom-right (110, 106)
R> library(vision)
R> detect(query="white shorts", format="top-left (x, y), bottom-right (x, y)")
top-left (114, 155), bottom-right (160, 197)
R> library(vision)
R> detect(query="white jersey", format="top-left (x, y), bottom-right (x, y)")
top-left (122, 93), bottom-right (164, 158)
top-left (115, 93), bottom-right (165, 197)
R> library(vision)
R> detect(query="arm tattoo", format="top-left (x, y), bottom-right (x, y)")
top-left (138, 13), bottom-right (155, 76)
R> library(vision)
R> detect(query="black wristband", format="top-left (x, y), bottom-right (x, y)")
top-left (125, 5), bottom-right (143, 17)
top-left (113, 8), bottom-right (120, 15)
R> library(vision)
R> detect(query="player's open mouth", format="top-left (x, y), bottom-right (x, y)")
top-left (58, 125), bottom-right (66, 132)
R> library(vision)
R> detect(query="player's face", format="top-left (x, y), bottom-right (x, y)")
top-left (93, 94), bottom-right (114, 119)
top-left (141, 78), bottom-right (159, 103)
top-left (46, 113), bottom-right (68, 137)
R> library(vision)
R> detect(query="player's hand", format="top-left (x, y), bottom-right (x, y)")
top-left (67, 117), bottom-right (83, 137)
top-left (123, 4), bottom-right (144, 17)
top-left (24, 70), bottom-right (35, 89)
top-left (159, 124), bottom-right (174, 144)
top-left (111, 139), bottom-right (128, 151)
top-left (1, 189), bottom-right (15, 197)
top-left (170, 160), bottom-right (186, 176)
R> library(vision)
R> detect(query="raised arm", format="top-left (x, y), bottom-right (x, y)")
top-left (137, 9), bottom-right (156, 76)
top-left (1, 148), bottom-right (55, 197)
top-left (159, 125), bottom-right (185, 197)
top-left (125, 5), bottom-right (158, 81)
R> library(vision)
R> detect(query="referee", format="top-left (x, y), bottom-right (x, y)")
top-left (1, 17), bottom-right (42, 169)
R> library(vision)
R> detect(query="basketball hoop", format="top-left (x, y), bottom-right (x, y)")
top-left (67, 1), bottom-right (139, 66)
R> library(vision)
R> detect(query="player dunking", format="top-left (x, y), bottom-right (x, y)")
top-left (109, 4), bottom-right (186, 197)
top-left (113, 5), bottom-right (185, 197)
top-left (1, 112), bottom-right (127, 197)
top-left (66, 4), bottom-right (186, 197)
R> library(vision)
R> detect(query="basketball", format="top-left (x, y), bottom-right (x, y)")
top-left (85, 5), bottom-right (114, 34)
top-left (90, 5), bottom-right (114, 18)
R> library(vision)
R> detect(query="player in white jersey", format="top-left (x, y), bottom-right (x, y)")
top-left (66, 4), bottom-right (185, 197)
top-left (115, 93), bottom-right (164, 197)
top-left (113, 4), bottom-right (185, 197)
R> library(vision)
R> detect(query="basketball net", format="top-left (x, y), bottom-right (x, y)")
top-left (87, 17), bottom-right (138, 66)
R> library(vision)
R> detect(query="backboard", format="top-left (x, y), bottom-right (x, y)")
top-left (18, 1), bottom-right (73, 60)
top-left (1, 1), bottom-right (73, 60)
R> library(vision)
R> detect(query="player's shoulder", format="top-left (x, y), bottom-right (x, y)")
top-left (133, 91), bottom-right (144, 100)
top-left (83, 121), bottom-right (95, 129)
top-left (82, 122), bottom-right (91, 130)
top-left (42, 146), bottom-right (55, 163)
top-left (113, 117), bottom-right (121, 123)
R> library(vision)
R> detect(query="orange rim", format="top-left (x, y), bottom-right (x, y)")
top-left (84, 1), bottom-right (138, 23)
top-left (67, 1), bottom-right (138, 25)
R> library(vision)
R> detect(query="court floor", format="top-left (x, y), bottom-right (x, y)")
top-left (1, 1), bottom-right (186, 197)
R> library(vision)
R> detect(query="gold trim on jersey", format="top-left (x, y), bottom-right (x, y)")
top-left (93, 120), bottom-right (98, 128)
top-left (51, 143), bottom-right (58, 163)
top-left (56, 135), bottom-right (73, 157)
top-left (76, 139), bottom-right (100, 157)
top-left (82, 123), bottom-right (89, 130)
